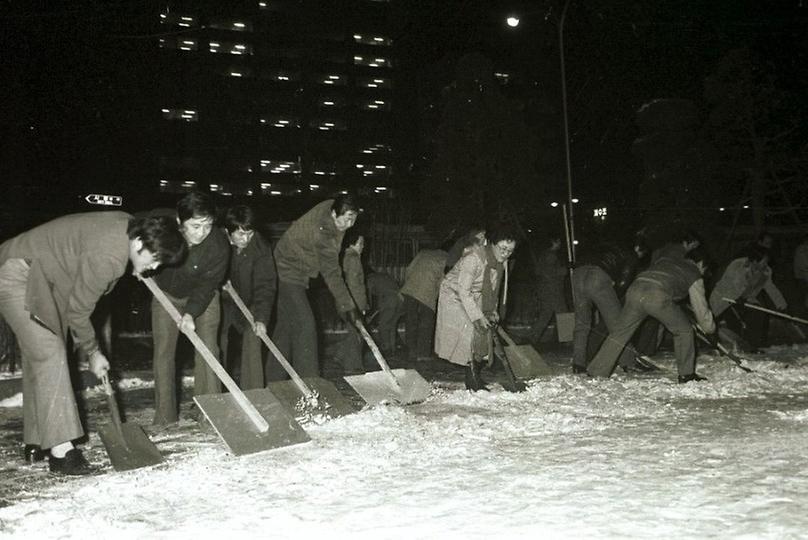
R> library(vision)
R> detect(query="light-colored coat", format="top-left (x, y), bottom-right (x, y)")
top-left (434, 246), bottom-right (503, 366)
top-left (710, 257), bottom-right (787, 317)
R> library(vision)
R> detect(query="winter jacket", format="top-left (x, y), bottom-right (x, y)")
top-left (636, 257), bottom-right (715, 332)
top-left (153, 226), bottom-right (229, 319)
top-left (710, 257), bottom-right (787, 317)
top-left (223, 232), bottom-right (277, 331)
top-left (400, 249), bottom-right (448, 310)
top-left (435, 245), bottom-right (505, 365)
top-left (342, 248), bottom-right (368, 312)
top-left (274, 200), bottom-right (355, 313)
top-left (0, 212), bottom-right (132, 357)
top-left (794, 242), bottom-right (808, 283)
top-left (576, 242), bottom-right (641, 297)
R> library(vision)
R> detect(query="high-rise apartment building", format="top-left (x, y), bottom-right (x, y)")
top-left (155, 0), bottom-right (403, 202)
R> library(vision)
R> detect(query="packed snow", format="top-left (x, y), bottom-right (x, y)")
top-left (2, 346), bottom-right (808, 538)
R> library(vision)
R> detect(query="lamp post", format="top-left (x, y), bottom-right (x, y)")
top-left (507, 0), bottom-right (576, 260)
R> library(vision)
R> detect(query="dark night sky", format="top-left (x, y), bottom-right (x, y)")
top-left (2, 1), bottom-right (807, 233)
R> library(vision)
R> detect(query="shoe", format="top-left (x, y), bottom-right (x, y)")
top-left (23, 444), bottom-right (49, 464)
top-left (678, 373), bottom-right (708, 384)
top-left (621, 362), bottom-right (651, 374)
top-left (48, 448), bottom-right (96, 476)
top-left (464, 362), bottom-right (489, 392)
top-left (572, 364), bottom-right (587, 374)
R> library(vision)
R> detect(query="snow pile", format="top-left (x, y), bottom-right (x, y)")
top-left (2, 348), bottom-right (808, 538)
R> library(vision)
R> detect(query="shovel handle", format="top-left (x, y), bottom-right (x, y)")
top-left (222, 282), bottom-right (314, 397)
top-left (141, 277), bottom-right (269, 432)
top-left (722, 297), bottom-right (808, 326)
top-left (101, 374), bottom-right (127, 444)
top-left (354, 319), bottom-right (401, 390)
top-left (496, 327), bottom-right (518, 347)
top-left (692, 323), bottom-right (753, 373)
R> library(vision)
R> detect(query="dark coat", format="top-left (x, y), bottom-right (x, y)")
top-left (224, 232), bottom-right (277, 331)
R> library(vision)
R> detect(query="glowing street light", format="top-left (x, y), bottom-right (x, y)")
top-left (506, 16), bottom-right (520, 28)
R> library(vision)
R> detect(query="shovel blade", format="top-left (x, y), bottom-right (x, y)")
top-left (344, 368), bottom-right (431, 406)
top-left (268, 378), bottom-right (359, 420)
top-left (99, 422), bottom-right (163, 471)
top-left (504, 345), bottom-right (553, 379)
top-left (193, 388), bottom-right (310, 456)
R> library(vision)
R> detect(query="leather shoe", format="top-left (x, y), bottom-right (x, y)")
top-left (678, 373), bottom-right (708, 384)
top-left (23, 444), bottom-right (48, 464)
top-left (49, 448), bottom-right (96, 476)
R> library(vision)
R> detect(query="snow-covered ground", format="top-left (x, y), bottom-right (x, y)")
top-left (2, 346), bottom-right (808, 539)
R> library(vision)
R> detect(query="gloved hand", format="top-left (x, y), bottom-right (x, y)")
top-left (344, 308), bottom-right (363, 326)
top-left (486, 312), bottom-right (500, 328)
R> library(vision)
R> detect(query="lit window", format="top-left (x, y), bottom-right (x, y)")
top-left (357, 76), bottom-right (392, 89)
top-left (354, 55), bottom-right (392, 68)
top-left (209, 41), bottom-right (253, 55)
top-left (159, 38), bottom-right (199, 52)
top-left (309, 119), bottom-right (347, 131)
top-left (494, 72), bottom-right (511, 84)
top-left (360, 143), bottom-right (392, 155)
top-left (319, 97), bottom-right (345, 108)
top-left (360, 99), bottom-right (391, 111)
top-left (353, 34), bottom-right (392, 46)
top-left (160, 12), bottom-right (197, 28)
top-left (259, 160), bottom-right (302, 174)
top-left (317, 74), bottom-right (346, 86)
top-left (354, 164), bottom-right (391, 175)
top-left (161, 108), bottom-right (198, 122)
top-left (259, 116), bottom-right (301, 128)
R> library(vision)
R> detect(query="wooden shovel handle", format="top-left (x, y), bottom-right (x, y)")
top-left (223, 281), bottom-right (313, 397)
top-left (354, 319), bottom-right (401, 390)
top-left (141, 277), bottom-right (269, 432)
top-left (496, 327), bottom-right (518, 347)
top-left (101, 374), bottom-right (126, 441)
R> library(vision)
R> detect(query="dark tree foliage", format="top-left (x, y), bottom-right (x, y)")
top-left (425, 53), bottom-right (544, 242)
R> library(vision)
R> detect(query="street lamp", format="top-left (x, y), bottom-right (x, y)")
top-left (506, 0), bottom-right (575, 260)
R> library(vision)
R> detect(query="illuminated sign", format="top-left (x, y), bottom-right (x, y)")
top-left (85, 194), bottom-right (123, 206)
top-left (593, 207), bottom-right (607, 220)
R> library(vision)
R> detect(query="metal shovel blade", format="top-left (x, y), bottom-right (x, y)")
top-left (99, 422), bottom-right (164, 471)
top-left (268, 378), bottom-right (358, 420)
top-left (343, 368), bottom-right (432, 406)
top-left (193, 388), bottom-right (310, 456)
top-left (503, 344), bottom-right (553, 379)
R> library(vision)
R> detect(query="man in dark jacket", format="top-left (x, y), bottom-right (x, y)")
top-left (571, 240), bottom-right (647, 373)
top-left (366, 270), bottom-right (404, 355)
top-left (587, 248), bottom-right (715, 382)
top-left (151, 192), bottom-right (229, 424)
top-left (0, 212), bottom-right (185, 474)
top-left (270, 195), bottom-right (360, 380)
top-left (219, 205), bottom-right (277, 389)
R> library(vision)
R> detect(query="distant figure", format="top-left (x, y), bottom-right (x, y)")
top-left (151, 192), bottom-right (229, 425)
top-left (271, 195), bottom-right (361, 380)
top-left (710, 246), bottom-right (786, 351)
top-left (794, 234), bottom-right (808, 318)
top-left (0, 212), bottom-right (185, 474)
top-left (529, 237), bottom-right (569, 345)
top-left (219, 205), bottom-right (277, 390)
top-left (587, 248), bottom-right (715, 383)
top-left (444, 225), bottom-right (486, 271)
top-left (435, 224), bottom-right (518, 391)
top-left (571, 239), bottom-right (647, 373)
top-left (333, 229), bottom-right (368, 374)
top-left (366, 270), bottom-right (404, 355)
top-left (400, 248), bottom-right (448, 363)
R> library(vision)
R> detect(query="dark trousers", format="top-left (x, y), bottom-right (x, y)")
top-left (333, 322), bottom-right (364, 372)
top-left (268, 281), bottom-right (319, 381)
top-left (219, 310), bottom-right (264, 390)
top-left (404, 295), bottom-right (436, 361)
top-left (151, 291), bottom-right (221, 425)
top-left (374, 294), bottom-right (404, 352)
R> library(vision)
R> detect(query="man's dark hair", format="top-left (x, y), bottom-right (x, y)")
top-left (177, 191), bottom-right (217, 223)
top-left (128, 216), bottom-right (187, 266)
top-left (487, 223), bottom-right (520, 246)
top-left (224, 205), bottom-right (256, 233)
top-left (746, 245), bottom-right (769, 264)
top-left (678, 229), bottom-right (702, 246)
top-left (331, 193), bottom-right (360, 217)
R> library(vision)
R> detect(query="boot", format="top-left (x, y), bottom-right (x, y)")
top-left (464, 361), bottom-right (490, 392)
top-left (48, 448), bottom-right (96, 476)
top-left (678, 372), bottom-right (708, 384)
top-left (23, 444), bottom-right (48, 464)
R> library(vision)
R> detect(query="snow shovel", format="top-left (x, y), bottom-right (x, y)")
top-left (692, 323), bottom-right (754, 373)
top-left (496, 327), bottom-right (553, 379)
top-left (222, 281), bottom-right (356, 421)
top-left (343, 319), bottom-right (431, 406)
top-left (98, 374), bottom-right (163, 471)
top-left (722, 297), bottom-right (808, 339)
top-left (142, 277), bottom-right (310, 455)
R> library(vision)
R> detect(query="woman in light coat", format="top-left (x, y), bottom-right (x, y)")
top-left (435, 224), bottom-right (518, 390)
